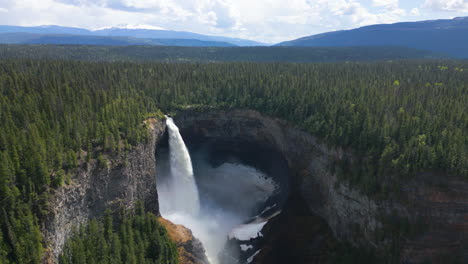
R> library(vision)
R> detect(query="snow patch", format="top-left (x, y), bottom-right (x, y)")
top-left (95, 24), bottom-right (166, 30)
top-left (229, 221), bottom-right (267, 241)
top-left (240, 244), bottom-right (253, 251)
top-left (260, 203), bottom-right (277, 215)
top-left (247, 250), bottom-right (261, 263)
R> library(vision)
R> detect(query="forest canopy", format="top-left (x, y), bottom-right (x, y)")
top-left (0, 44), bottom-right (447, 63)
top-left (0, 53), bottom-right (466, 263)
top-left (59, 203), bottom-right (178, 264)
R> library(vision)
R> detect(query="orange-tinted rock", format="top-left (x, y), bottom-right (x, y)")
top-left (159, 217), bottom-right (209, 264)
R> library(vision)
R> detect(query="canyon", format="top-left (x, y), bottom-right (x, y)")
top-left (44, 109), bottom-right (467, 264)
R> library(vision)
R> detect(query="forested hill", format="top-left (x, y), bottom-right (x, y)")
top-left (0, 44), bottom-right (447, 63)
top-left (278, 16), bottom-right (468, 58)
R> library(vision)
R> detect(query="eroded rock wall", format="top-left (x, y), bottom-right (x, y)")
top-left (174, 109), bottom-right (379, 244)
top-left (43, 119), bottom-right (166, 262)
top-left (174, 109), bottom-right (468, 263)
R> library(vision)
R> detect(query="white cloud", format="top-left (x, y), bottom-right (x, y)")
top-left (0, 0), bottom-right (460, 43)
top-left (423, 0), bottom-right (468, 13)
top-left (410, 8), bottom-right (420, 16)
top-left (326, 0), bottom-right (405, 27)
top-left (372, 0), bottom-right (398, 8)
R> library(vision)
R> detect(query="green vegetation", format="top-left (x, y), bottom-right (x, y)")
top-left (0, 47), bottom-right (466, 262)
top-left (0, 59), bottom-right (162, 263)
top-left (0, 44), bottom-right (446, 63)
top-left (59, 203), bottom-right (178, 264)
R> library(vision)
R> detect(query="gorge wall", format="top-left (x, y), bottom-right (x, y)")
top-left (42, 109), bottom-right (467, 264)
top-left (43, 119), bottom-right (166, 262)
top-left (174, 108), bottom-right (467, 264)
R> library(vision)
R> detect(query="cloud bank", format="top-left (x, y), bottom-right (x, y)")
top-left (0, 0), bottom-right (466, 43)
top-left (423, 0), bottom-right (468, 13)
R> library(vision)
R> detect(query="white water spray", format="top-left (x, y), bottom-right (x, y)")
top-left (164, 117), bottom-right (200, 215)
top-left (157, 117), bottom-right (278, 264)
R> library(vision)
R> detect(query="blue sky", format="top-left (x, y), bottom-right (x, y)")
top-left (0, 0), bottom-right (466, 43)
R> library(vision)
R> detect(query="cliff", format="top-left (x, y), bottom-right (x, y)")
top-left (174, 108), bottom-right (467, 263)
top-left (43, 119), bottom-right (165, 262)
top-left (41, 109), bottom-right (467, 263)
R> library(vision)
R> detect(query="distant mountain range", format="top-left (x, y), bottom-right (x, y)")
top-left (278, 16), bottom-right (468, 58)
top-left (0, 17), bottom-right (467, 57)
top-left (0, 32), bottom-right (236, 47)
top-left (0, 25), bottom-right (265, 47)
top-left (93, 27), bottom-right (264, 46)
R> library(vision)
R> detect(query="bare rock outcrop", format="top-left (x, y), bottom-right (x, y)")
top-left (159, 217), bottom-right (209, 264)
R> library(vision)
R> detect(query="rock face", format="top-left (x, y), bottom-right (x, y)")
top-left (159, 217), bottom-right (209, 264)
top-left (174, 109), bottom-right (468, 264)
top-left (43, 117), bottom-right (210, 264)
top-left (254, 193), bottom-right (338, 264)
top-left (43, 119), bottom-right (165, 262)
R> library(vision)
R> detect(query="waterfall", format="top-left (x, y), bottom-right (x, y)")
top-left (164, 117), bottom-right (200, 215)
top-left (157, 117), bottom-right (279, 264)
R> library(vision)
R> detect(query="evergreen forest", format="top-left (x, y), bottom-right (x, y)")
top-left (0, 47), bottom-right (466, 263)
top-left (59, 203), bottom-right (178, 264)
top-left (0, 44), bottom-right (446, 63)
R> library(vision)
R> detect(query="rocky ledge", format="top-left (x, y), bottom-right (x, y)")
top-left (159, 217), bottom-right (209, 264)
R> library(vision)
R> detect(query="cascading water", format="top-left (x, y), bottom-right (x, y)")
top-left (164, 117), bottom-right (200, 215)
top-left (157, 117), bottom-right (281, 264)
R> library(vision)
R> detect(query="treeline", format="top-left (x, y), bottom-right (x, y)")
top-left (0, 45), bottom-right (447, 63)
top-left (59, 203), bottom-right (178, 264)
top-left (0, 58), bottom-right (466, 262)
